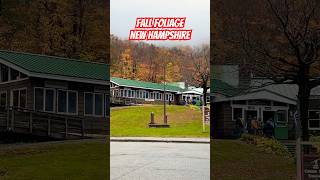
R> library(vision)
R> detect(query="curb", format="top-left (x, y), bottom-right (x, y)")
top-left (110, 138), bottom-right (210, 144)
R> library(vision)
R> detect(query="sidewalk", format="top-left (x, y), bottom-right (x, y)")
top-left (110, 137), bottom-right (210, 144)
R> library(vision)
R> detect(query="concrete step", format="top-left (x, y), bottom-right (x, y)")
top-left (279, 140), bottom-right (296, 156)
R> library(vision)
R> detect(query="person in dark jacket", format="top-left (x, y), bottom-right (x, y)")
top-left (263, 118), bottom-right (274, 138)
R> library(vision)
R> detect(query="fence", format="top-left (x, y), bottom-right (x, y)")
top-left (0, 106), bottom-right (108, 139)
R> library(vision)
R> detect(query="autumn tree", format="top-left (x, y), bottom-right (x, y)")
top-left (0, 0), bottom-right (108, 63)
top-left (191, 44), bottom-right (210, 106)
top-left (118, 48), bottom-right (135, 79)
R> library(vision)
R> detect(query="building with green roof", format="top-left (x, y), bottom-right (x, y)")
top-left (111, 77), bottom-right (215, 105)
top-left (0, 50), bottom-right (109, 138)
top-left (110, 77), bottom-right (184, 105)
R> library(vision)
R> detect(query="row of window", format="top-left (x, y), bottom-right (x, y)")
top-left (0, 89), bottom-right (27, 109)
top-left (0, 87), bottom-right (108, 117)
top-left (116, 89), bottom-right (174, 101)
top-left (34, 88), bottom-right (107, 117)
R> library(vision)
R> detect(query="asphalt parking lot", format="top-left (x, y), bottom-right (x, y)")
top-left (110, 141), bottom-right (210, 180)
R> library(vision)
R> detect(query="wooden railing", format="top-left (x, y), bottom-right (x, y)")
top-left (0, 106), bottom-right (108, 139)
top-left (111, 96), bottom-right (137, 105)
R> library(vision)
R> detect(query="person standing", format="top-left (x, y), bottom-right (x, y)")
top-left (251, 116), bottom-right (259, 135)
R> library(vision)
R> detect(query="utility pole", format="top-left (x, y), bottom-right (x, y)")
top-left (163, 58), bottom-right (167, 125)
top-left (202, 95), bottom-right (205, 132)
top-left (295, 97), bottom-right (302, 180)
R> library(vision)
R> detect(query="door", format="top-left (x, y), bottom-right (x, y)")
top-left (274, 110), bottom-right (288, 139)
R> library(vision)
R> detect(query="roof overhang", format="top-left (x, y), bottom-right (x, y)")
top-left (0, 58), bottom-right (109, 86)
top-left (215, 89), bottom-right (297, 105)
top-left (181, 90), bottom-right (203, 95)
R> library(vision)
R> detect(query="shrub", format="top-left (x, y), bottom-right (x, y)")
top-left (309, 136), bottom-right (320, 153)
top-left (240, 133), bottom-right (292, 158)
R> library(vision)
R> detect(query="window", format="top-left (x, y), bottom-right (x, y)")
top-left (58, 90), bottom-right (67, 113)
top-left (128, 90), bottom-right (135, 98)
top-left (10, 69), bottom-right (19, 81)
top-left (165, 94), bottom-right (169, 101)
top-left (85, 93), bottom-right (93, 114)
top-left (275, 110), bottom-right (287, 123)
top-left (34, 88), bottom-right (56, 112)
top-left (309, 110), bottom-right (320, 130)
top-left (45, 89), bottom-right (55, 112)
top-left (0, 92), bottom-right (6, 107)
top-left (1, 65), bottom-right (8, 82)
top-left (137, 91), bottom-right (143, 99)
top-left (232, 108), bottom-right (243, 121)
top-left (12, 88), bottom-right (27, 108)
top-left (57, 90), bottom-right (77, 114)
top-left (68, 91), bottom-right (77, 114)
top-left (95, 94), bottom-right (103, 116)
top-left (84, 92), bottom-right (104, 116)
top-left (35, 88), bottom-right (44, 111)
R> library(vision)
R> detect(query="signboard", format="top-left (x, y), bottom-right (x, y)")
top-left (204, 107), bottom-right (210, 124)
top-left (303, 153), bottom-right (320, 179)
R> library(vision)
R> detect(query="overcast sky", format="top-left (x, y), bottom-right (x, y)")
top-left (111, 0), bottom-right (210, 47)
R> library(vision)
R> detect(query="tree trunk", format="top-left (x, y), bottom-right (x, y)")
top-left (298, 66), bottom-right (311, 141)
top-left (0, 0), bottom-right (2, 16)
top-left (202, 83), bottom-right (208, 106)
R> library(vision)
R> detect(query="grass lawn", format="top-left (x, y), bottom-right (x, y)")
top-left (211, 140), bottom-right (295, 180)
top-left (0, 139), bottom-right (109, 180)
top-left (111, 105), bottom-right (209, 137)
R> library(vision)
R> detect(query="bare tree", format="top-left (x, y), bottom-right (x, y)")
top-left (238, 0), bottom-right (320, 140)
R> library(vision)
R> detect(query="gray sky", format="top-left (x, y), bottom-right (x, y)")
top-left (111, 0), bottom-right (210, 47)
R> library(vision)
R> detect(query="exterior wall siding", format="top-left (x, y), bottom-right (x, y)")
top-left (112, 86), bottom-right (181, 105)
top-left (29, 77), bottom-right (109, 135)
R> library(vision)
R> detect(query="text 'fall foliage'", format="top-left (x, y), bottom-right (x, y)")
top-left (129, 17), bottom-right (192, 41)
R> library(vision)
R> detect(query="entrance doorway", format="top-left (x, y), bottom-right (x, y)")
top-left (245, 110), bottom-right (257, 133)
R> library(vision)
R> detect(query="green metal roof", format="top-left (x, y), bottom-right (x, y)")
top-left (211, 78), bottom-right (240, 96)
top-left (0, 50), bottom-right (109, 81)
top-left (111, 77), bottom-right (184, 92)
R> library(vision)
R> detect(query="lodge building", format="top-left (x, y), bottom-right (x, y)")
top-left (0, 50), bottom-right (109, 138)
top-left (211, 65), bottom-right (320, 140)
top-left (110, 77), bottom-right (183, 105)
top-left (110, 77), bottom-right (212, 105)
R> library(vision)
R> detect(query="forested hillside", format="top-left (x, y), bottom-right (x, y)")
top-left (111, 34), bottom-right (209, 86)
top-left (0, 0), bottom-right (108, 63)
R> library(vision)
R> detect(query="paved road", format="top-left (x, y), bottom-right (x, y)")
top-left (110, 141), bottom-right (210, 180)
